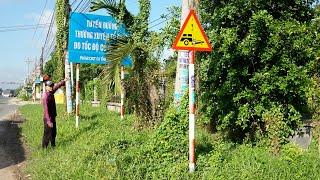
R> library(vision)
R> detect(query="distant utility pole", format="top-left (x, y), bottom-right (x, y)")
top-left (25, 58), bottom-right (33, 83)
top-left (40, 47), bottom-right (45, 99)
top-left (40, 47), bottom-right (44, 72)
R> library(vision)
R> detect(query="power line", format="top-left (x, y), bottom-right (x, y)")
top-left (149, 13), bottom-right (171, 25)
top-left (73, 0), bottom-right (85, 12)
top-left (0, 23), bottom-right (50, 29)
top-left (35, 2), bottom-right (55, 50)
top-left (0, 25), bottom-right (50, 33)
top-left (35, 9), bottom-right (55, 49)
top-left (149, 19), bottom-right (168, 29)
top-left (43, 37), bottom-right (56, 61)
top-left (32, 0), bottom-right (49, 40)
top-left (43, 10), bottom-right (55, 53)
top-left (148, 15), bottom-right (173, 30)
top-left (83, 1), bottom-right (93, 12)
top-left (71, 0), bottom-right (78, 6)
top-left (44, 36), bottom-right (56, 54)
top-left (41, 15), bottom-right (56, 64)
top-left (78, 0), bottom-right (91, 13)
top-left (44, 36), bottom-right (56, 60)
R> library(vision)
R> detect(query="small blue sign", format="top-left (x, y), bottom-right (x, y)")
top-left (68, 12), bottom-right (131, 66)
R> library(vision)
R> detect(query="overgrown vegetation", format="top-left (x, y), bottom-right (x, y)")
top-left (198, 0), bottom-right (320, 146)
top-left (20, 104), bottom-right (320, 179)
top-left (17, 88), bottom-right (31, 101)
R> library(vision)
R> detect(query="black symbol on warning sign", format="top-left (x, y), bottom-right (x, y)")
top-left (180, 34), bottom-right (204, 46)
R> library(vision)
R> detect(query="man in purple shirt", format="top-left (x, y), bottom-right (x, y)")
top-left (42, 80), bottom-right (65, 148)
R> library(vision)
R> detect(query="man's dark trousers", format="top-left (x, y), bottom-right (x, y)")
top-left (42, 119), bottom-right (56, 148)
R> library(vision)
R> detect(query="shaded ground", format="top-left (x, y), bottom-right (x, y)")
top-left (0, 98), bottom-right (29, 180)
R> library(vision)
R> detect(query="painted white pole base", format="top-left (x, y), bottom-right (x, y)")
top-left (189, 163), bottom-right (196, 173)
top-left (76, 116), bottom-right (79, 128)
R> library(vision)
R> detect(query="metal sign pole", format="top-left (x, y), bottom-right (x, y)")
top-left (70, 62), bottom-right (74, 95)
top-left (76, 63), bottom-right (80, 128)
top-left (172, 8), bottom-right (212, 174)
top-left (120, 65), bottom-right (125, 119)
top-left (65, 51), bottom-right (73, 114)
top-left (189, 50), bottom-right (196, 172)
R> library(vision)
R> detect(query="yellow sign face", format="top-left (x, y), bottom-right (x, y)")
top-left (173, 10), bottom-right (212, 52)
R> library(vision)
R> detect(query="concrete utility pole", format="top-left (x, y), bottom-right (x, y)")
top-left (40, 47), bottom-right (45, 99)
top-left (40, 47), bottom-right (44, 72)
top-left (174, 0), bottom-right (199, 105)
top-left (64, 0), bottom-right (73, 114)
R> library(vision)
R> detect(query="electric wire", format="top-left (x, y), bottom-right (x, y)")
top-left (0, 25), bottom-right (50, 32)
top-left (32, 0), bottom-right (49, 40)
top-left (0, 23), bottom-right (50, 29)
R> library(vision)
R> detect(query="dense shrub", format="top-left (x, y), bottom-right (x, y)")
top-left (17, 88), bottom-right (31, 101)
top-left (199, 0), bottom-right (320, 142)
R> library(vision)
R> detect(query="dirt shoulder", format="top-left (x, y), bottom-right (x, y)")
top-left (0, 99), bottom-right (31, 180)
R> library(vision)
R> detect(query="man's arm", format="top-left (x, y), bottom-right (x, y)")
top-left (52, 80), bottom-right (66, 93)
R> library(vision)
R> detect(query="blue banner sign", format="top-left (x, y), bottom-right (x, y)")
top-left (68, 12), bottom-right (131, 65)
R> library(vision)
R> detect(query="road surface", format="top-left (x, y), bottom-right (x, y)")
top-left (0, 97), bottom-right (26, 180)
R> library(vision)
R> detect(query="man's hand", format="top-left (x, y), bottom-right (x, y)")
top-left (47, 122), bottom-right (53, 128)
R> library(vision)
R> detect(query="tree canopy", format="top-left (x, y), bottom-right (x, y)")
top-left (198, 0), bottom-right (320, 142)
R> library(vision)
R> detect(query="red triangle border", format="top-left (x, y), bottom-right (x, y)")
top-left (172, 9), bottom-right (212, 52)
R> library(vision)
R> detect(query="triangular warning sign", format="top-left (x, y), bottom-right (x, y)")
top-left (173, 10), bottom-right (212, 52)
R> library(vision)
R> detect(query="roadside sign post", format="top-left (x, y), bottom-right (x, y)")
top-left (172, 9), bottom-right (212, 173)
top-left (189, 50), bottom-right (196, 172)
top-left (75, 63), bottom-right (80, 128)
top-left (120, 66), bottom-right (125, 119)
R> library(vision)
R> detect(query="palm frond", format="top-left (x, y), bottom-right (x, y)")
top-left (100, 36), bottom-right (134, 96)
top-left (90, 0), bottom-right (134, 28)
top-left (90, 0), bottom-right (118, 17)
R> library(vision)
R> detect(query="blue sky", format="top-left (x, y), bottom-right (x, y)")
top-left (0, 0), bottom-right (181, 89)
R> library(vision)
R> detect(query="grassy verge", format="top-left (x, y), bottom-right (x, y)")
top-left (19, 104), bottom-right (320, 179)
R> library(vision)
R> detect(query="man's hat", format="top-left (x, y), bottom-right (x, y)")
top-left (43, 74), bottom-right (51, 81)
top-left (45, 81), bottom-right (54, 87)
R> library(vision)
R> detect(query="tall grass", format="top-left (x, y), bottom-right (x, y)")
top-left (19, 104), bottom-right (320, 179)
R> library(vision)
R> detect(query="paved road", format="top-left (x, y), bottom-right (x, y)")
top-left (0, 97), bottom-right (18, 119)
top-left (0, 97), bottom-right (25, 180)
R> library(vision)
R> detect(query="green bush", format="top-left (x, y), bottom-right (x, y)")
top-left (199, 0), bottom-right (319, 142)
top-left (17, 88), bottom-right (30, 101)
